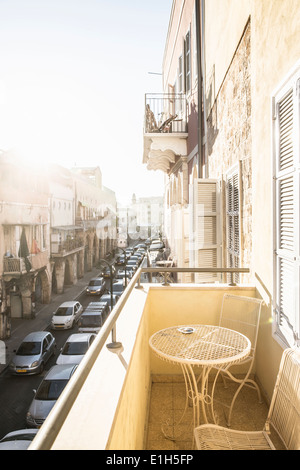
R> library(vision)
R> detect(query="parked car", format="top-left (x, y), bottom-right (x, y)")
top-left (51, 301), bottom-right (83, 330)
top-left (129, 255), bottom-right (141, 265)
top-left (149, 241), bottom-right (165, 251)
top-left (101, 265), bottom-right (116, 278)
top-left (26, 364), bottom-right (78, 428)
top-left (0, 429), bottom-right (39, 450)
top-left (110, 279), bottom-right (125, 295)
top-left (85, 277), bottom-right (106, 296)
top-left (135, 243), bottom-right (147, 250)
top-left (56, 333), bottom-right (96, 365)
top-left (100, 293), bottom-right (121, 310)
top-left (115, 255), bottom-right (126, 265)
top-left (124, 265), bottom-right (136, 276)
top-left (9, 331), bottom-right (56, 375)
top-left (115, 270), bottom-right (133, 281)
top-left (78, 301), bottom-right (110, 333)
top-left (126, 259), bottom-right (139, 269)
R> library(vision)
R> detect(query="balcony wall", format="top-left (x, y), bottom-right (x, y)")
top-left (30, 283), bottom-right (282, 450)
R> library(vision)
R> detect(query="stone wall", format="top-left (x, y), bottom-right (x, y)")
top-left (206, 21), bottom-right (252, 274)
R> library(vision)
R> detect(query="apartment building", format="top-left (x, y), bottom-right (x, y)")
top-left (0, 151), bottom-right (51, 334)
top-left (143, 0), bottom-right (300, 352)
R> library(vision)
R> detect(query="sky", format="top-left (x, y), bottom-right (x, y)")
top-left (0, 0), bottom-right (173, 204)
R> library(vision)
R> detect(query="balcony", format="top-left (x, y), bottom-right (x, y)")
top-left (143, 94), bottom-right (188, 173)
top-left (3, 251), bottom-right (49, 276)
top-left (51, 237), bottom-right (84, 257)
top-left (29, 267), bottom-right (287, 451)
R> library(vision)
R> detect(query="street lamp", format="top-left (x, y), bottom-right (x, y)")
top-left (117, 247), bottom-right (128, 287)
top-left (99, 258), bottom-right (122, 353)
top-left (99, 259), bottom-right (114, 312)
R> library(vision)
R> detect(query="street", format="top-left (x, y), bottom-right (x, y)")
top-left (0, 250), bottom-right (150, 440)
top-left (0, 290), bottom-right (90, 439)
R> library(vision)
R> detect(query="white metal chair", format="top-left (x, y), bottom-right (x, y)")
top-left (213, 294), bottom-right (264, 426)
top-left (194, 347), bottom-right (300, 450)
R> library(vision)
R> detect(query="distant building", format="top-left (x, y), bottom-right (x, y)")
top-left (117, 194), bottom-right (164, 245)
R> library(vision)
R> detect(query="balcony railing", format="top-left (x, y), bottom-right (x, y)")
top-left (51, 237), bottom-right (84, 256)
top-left (3, 251), bottom-right (49, 274)
top-left (29, 266), bottom-right (251, 450)
top-left (144, 93), bottom-right (187, 134)
top-left (3, 257), bottom-right (26, 274)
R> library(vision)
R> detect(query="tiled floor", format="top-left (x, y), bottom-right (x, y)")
top-left (146, 376), bottom-right (284, 450)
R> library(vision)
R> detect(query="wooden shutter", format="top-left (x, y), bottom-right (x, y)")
top-left (274, 76), bottom-right (300, 348)
top-left (191, 179), bottom-right (222, 282)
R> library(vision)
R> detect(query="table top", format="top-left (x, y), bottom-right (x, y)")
top-left (149, 324), bottom-right (251, 367)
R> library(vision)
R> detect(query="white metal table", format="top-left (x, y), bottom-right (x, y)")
top-left (149, 324), bottom-right (251, 438)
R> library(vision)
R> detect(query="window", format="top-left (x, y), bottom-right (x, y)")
top-left (175, 55), bottom-right (184, 116)
top-left (226, 166), bottom-right (240, 284)
top-left (273, 62), bottom-right (300, 348)
top-left (184, 28), bottom-right (191, 93)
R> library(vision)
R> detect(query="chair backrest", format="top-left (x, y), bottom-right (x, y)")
top-left (267, 347), bottom-right (300, 450)
top-left (219, 294), bottom-right (264, 357)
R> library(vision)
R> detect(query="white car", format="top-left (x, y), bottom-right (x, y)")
top-left (0, 429), bottom-right (38, 450)
top-left (51, 301), bottom-right (83, 330)
top-left (56, 333), bottom-right (96, 365)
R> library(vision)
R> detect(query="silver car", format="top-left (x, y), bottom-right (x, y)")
top-left (9, 331), bottom-right (56, 375)
top-left (0, 429), bottom-right (38, 450)
top-left (26, 364), bottom-right (78, 428)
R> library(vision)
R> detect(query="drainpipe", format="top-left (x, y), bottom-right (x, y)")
top-left (196, 0), bottom-right (207, 179)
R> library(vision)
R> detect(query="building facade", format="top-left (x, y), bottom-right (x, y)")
top-left (143, 0), bottom-right (300, 354)
top-left (0, 155), bottom-right (117, 338)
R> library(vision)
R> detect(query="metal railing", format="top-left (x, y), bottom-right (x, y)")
top-left (29, 265), bottom-right (249, 450)
top-left (144, 93), bottom-right (187, 134)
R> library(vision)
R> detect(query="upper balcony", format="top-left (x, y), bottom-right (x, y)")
top-left (28, 267), bottom-right (288, 451)
top-left (143, 94), bottom-right (188, 174)
top-left (3, 251), bottom-right (49, 277)
top-left (50, 228), bottom-right (84, 258)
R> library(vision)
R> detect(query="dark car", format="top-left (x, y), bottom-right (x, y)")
top-left (115, 255), bottom-right (126, 265)
top-left (110, 280), bottom-right (125, 295)
top-left (78, 301), bottom-right (110, 333)
top-left (86, 277), bottom-right (106, 295)
top-left (101, 265), bottom-right (116, 278)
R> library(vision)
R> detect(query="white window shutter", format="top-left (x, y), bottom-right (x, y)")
top-left (191, 179), bottom-right (222, 282)
top-left (273, 71), bottom-right (300, 348)
top-left (226, 168), bottom-right (240, 283)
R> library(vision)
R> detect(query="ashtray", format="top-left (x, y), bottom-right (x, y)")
top-left (177, 327), bottom-right (195, 334)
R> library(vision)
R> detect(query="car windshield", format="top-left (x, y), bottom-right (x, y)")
top-left (61, 341), bottom-right (88, 355)
top-left (89, 280), bottom-right (102, 286)
top-left (35, 379), bottom-right (69, 400)
top-left (16, 341), bottom-right (41, 355)
top-left (1, 433), bottom-right (36, 443)
top-left (54, 307), bottom-right (73, 316)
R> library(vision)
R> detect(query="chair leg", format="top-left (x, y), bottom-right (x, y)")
top-left (222, 371), bottom-right (262, 427)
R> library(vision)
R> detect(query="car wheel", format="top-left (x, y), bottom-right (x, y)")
top-left (39, 362), bottom-right (44, 374)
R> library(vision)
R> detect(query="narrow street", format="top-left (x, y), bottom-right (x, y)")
top-left (0, 248), bottom-right (150, 440)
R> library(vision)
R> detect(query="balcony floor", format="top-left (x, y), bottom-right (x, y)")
top-left (146, 376), bottom-right (285, 450)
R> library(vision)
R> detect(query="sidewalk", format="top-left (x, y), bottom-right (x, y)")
top-left (0, 267), bottom-right (100, 374)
